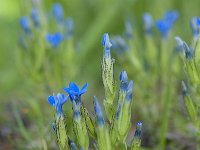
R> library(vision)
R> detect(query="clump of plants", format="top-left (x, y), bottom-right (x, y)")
top-left (47, 33), bottom-right (142, 150)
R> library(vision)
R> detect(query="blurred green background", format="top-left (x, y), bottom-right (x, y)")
top-left (0, 0), bottom-right (200, 149)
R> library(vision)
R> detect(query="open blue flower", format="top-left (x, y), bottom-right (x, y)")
top-left (63, 82), bottom-right (88, 105)
top-left (19, 16), bottom-right (30, 34)
top-left (156, 10), bottom-right (178, 38)
top-left (46, 32), bottom-right (63, 48)
top-left (48, 93), bottom-right (68, 117)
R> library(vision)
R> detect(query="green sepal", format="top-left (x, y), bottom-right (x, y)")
top-left (103, 100), bottom-right (115, 122)
top-left (193, 38), bottom-right (200, 77)
top-left (101, 57), bottom-right (116, 103)
top-left (131, 138), bottom-right (141, 150)
top-left (117, 102), bottom-right (131, 141)
top-left (183, 92), bottom-right (199, 129)
top-left (185, 59), bottom-right (200, 84)
top-left (72, 103), bottom-right (89, 149)
top-left (115, 141), bottom-right (127, 150)
top-left (55, 115), bottom-right (69, 150)
top-left (96, 126), bottom-right (112, 150)
top-left (80, 105), bottom-right (96, 139)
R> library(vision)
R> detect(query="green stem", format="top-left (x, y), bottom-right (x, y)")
top-left (158, 40), bottom-right (175, 149)
top-left (158, 78), bottom-right (171, 150)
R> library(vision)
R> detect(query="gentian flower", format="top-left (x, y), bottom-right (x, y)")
top-left (175, 36), bottom-right (184, 52)
top-left (164, 11), bottom-right (179, 24)
top-left (120, 70), bottom-right (128, 83)
top-left (64, 17), bottom-right (74, 38)
top-left (142, 12), bottom-right (153, 35)
top-left (19, 16), bottom-right (30, 34)
top-left (30, 8), bottom-right (39, 28)
top-left (52, 3), bottom-right (63, 23)
top-left (156, 10), bottom-right (178, 38)
top-left (111, 36), bottom-right (128, 55)
top-left (93, 96), bottom-right (104, 126)
top-left (124, 21), bottom-right (133, 39)
top-left (48, 93), bottom-right (68, 118)
top-left (102, 33), bottom-right (112, 59)
top-left (182, 42), bottom-right (193, 59)
top-left (119, 71), bottom-right (133, 102)
top-left (46, 32), bottom-right (63, 48)
top-left (190, 17), bottom-right (200, 37)
top-left (63, 82), bottom-right (88, 105)
top-left (134, 122), bottom-right (142, 139)
top-left (175, 36), bottom-right (193, 58)
top-left (197, 18), bottom-right (200, 27)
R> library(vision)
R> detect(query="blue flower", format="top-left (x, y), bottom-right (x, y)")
top-left (63, 82), bottom-right (88, 105)
top-left (19, 16), bottom-right (30, 34)
top-left (93, 96), bottom-right (104, 126)
top-left (102, 33), bottom-right (112, 59)
top-left (52, 3), bottom-right (63, 23)
top-left (124, 21), bottom-right (133, 39)
top-left (125, 80), bottom-right (133, 102)
top-left (48, 93), bottom-right (68, 117)
top-left (182, 42), bottom-right (193, 59)
top-left (120, 70), bottom-right (128, 83)
top-left (156, 10), bottom-right (178, 38)
top-left (197, 18), bottom-right (200, 27)
top-left (119, 71), bottom-right (133, 102)
top-left (190, 17), bottom-right (200, 37)
top-left (142, 12), bottom-right (153, 35)
top-left (164, 11), bottom-right (179, 24)
top-left (175, 37), bottom-right (184, 52)
top-left (46, 32), bottom-right (63, 48)
top-left (134, 122), bottom-right (142, 139)
top-left (111, 36), bottom-right (128, 55)
top-left (30, 8), bottom-right (39, 28)
top-left (64, 17), bottom-right (74, 38)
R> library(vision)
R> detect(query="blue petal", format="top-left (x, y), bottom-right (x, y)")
top-left (69, 82), bottom-right (79, 92)
top-left (48, 96), bottom-right (55, 106)
top-left (63, 87), bottom-right (70, 93)
top-left (59, 93), bottom-right (68, 105)
top-left (164, 11), bottom-right (179, 23)
top-left (79, 83), bottom-right (88, 94)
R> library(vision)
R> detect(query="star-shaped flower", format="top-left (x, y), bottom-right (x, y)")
top-left (63, 82), bottom-right (88, 105)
